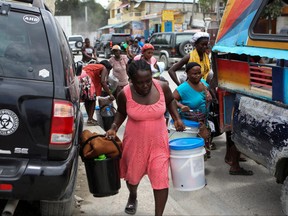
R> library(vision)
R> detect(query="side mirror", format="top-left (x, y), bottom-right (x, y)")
top-left (75, 61), bottom-right (83, 76)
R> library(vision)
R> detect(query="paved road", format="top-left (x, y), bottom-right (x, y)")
top-left (73, 54), bottom-right (285, 216)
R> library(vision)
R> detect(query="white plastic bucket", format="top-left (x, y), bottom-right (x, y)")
top-left (169, 137), bottom-right (206, 191)
top-left (169, 119), bottom-right (199, 140)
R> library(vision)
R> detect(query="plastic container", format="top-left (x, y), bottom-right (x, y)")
top-left (94, 154), bottom-right (106, 161)
top-left (100, 106), bottom-right (115, 131)
top-left (84, 157), bottom-right (121, 197)
top-left (169, 137), bottom-right (206, 191)
top-left (169, 119), bottom-right (200, 140)
top-left (95, 105), bottom-right (104, 129)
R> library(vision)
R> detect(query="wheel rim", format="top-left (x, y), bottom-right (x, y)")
top-left (184, 43), bottom-right (193, 54)
top-left (76, 41), bottom-right (82, 48)
top-left (160, 56), bottom-right (167, 68)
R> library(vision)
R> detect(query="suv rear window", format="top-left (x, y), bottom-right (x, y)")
top-left (150, 34), bottom-right (172, 45)
top-left (175, 34), bottom-right (194, 44)
top-left (0, 11), bottom-right (52, 81)
top-left (68, 36), bottom-right (83, 42)
top-left (111, 35), bottom-right (129, 44)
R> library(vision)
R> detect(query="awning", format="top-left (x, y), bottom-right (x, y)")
top-left (98, 24), bottom-right (115, 30)
top-left (117, 3), bottom-right (130, 9)
top-left (213, 45), bottom-right (288, 60)
top-left (113, 21), bottom-right (131, 28)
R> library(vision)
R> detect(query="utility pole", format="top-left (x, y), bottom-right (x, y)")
top-left (216, 0), bottom-right (220, 22)
top-left (189, 0), bottom-right (196, 28)
top-left (85, 6), bottom-right (88, 22)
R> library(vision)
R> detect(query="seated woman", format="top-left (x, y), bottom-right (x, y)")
top-left (173, 62), bottom-right (212, 159)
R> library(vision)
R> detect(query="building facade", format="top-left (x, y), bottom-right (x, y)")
top-left (99, 0), bottom-right (225, 39)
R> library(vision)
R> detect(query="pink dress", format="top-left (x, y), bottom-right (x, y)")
top-left (120, 80), bottom-right (170, 190)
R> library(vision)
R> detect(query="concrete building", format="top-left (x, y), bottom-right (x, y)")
top-left (99, 0), bottom-right (225, 39)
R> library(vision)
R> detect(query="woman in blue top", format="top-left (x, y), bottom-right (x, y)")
top-left (173, 62), bottom-right (212, 158)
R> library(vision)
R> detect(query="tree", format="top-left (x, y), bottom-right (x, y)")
top-left (55, 0), bottom-right (109, 35)
top-left (259, 0), bottom-right (283, 34)
top-left (198, 0), bottom-right (215, 18)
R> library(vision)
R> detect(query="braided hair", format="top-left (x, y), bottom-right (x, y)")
top-left (127, 59), bottom-right (151, 80)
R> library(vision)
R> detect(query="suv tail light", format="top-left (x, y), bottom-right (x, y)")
top-left (171, 48), bottom-right (177, 56)
top-left (49, 100), bottom-right (74, 149)
top-left (110, 41), bottom-right (113, 47)
top-left (0, 184), bottom-right (12, 191)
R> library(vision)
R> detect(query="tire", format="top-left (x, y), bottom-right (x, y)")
top-left (179, 40), bottom-right (193, 57)
top-left (281, 177), bottom-right (288, 215)
top-left (40, 159), bottom-right (78, 216)
top-left (75, 41), bottom-right (83, 49)
top-left (159, 54), bottom-right (168, 70)
top-left (104, 48), bottom-right (110, 59)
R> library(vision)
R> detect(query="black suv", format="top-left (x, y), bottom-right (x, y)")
top-left (94, 33), bottom-right (130, 59)
top-left (0, 0), bottom-right (83, 215)
top-left (148, 32), bottom-right (196, 70)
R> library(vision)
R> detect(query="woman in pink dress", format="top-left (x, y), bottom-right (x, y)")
top-left (109, 45), bottom-right (129, 96)
top-left (106, 59), bottom-right (185, 216)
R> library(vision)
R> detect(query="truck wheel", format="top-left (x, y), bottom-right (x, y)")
top-left (159, 54), bottom-right (168, 70)
top-left (281, 177), bottom-right (288, 215)
top-left (40, 160), bottom-right (78, 216)
top-left (75, 41), bottom-right (83, 49)
top-left (179, 40), bottom-right (193, 57)
top-left (104, 48), bottom-right (110, 59)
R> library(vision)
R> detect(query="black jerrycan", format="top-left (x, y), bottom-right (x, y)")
top-left (100, 105), bottom-right (115, 131)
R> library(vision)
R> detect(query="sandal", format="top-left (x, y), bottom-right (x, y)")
top-left (210, 142), bottom-right (216, 150)
top-left (125, 200), bottom-right (138, 215)
top-left (87, 119), bottom-right (99, 126)
top-left (229, 168), bottom-right (253, 176)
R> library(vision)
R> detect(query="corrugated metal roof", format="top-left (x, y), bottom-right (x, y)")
top-left (113, 21), bottom-right (131, 28)
top-left (98, 24), bottom-right (115, 30)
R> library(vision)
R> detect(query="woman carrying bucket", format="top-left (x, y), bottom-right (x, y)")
top-left (173, 62), bottom-right (212, 159)
top-left (106, 59), bottom-right (185, 216)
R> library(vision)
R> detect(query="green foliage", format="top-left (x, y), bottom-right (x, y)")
top-left (55, 0), bottom-right (109, 34)
top-left (198, 0), bottom-right (214, 13)
top-left (261, 0), bottom-right (282, 20)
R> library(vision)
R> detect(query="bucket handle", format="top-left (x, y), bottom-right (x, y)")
top-left (80, 134), bottom-right (122, 159)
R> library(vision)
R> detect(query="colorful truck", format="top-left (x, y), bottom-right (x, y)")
top-left (212, 0), bottom-right (288, 213)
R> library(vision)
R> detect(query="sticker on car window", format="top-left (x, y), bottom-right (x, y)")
top-left (39, 69), bottom-right (50, 78)
top-left (23, 15), bottom-right (40, 24)
top-left (0, 109), bottom-right (19, 136)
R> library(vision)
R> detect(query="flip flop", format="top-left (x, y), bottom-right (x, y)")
top-left (87, 119), bottom-right (99, 126)
top-left (125, 200), bottom-right (138, 215)
top-left (229, 168), bottom-right (253, 176)
top-left (210, 142), bottom-right (216, 150)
